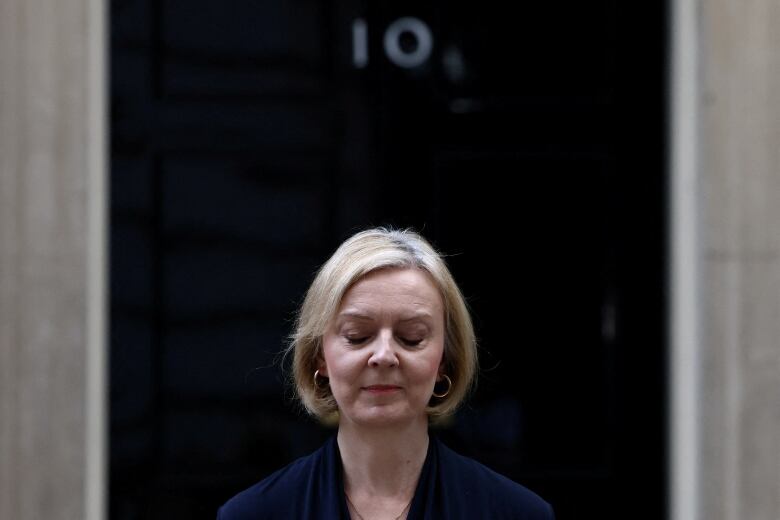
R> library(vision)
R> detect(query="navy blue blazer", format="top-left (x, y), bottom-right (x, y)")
top-left (218, 435), bottom-right (554, 519)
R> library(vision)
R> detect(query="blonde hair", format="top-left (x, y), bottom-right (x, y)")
top-left (287, 227), bottom-right (478, 423)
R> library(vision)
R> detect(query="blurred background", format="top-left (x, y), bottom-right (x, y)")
top-left (3, 0), bottom-right (778, 519)
top-left (109, 1), bottom-right (665, 518)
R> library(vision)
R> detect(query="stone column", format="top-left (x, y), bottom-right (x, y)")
top-left (672, 1), bottom-right (780, 519)
top-left (0, 0), bottom-right (107, 519)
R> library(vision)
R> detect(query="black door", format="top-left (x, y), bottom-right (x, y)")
top-left (111, 1), bottom-right (666, 518)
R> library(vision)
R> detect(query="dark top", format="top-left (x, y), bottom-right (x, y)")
top-left (218, 435), bottom-right (554, 519)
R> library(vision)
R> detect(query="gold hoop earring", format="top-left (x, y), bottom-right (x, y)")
top-left (313, 369), bottom-right (329, 390)
top-left (432, 374), bottom-right (452, 398)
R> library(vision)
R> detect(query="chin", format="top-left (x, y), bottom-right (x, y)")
top-left (347, 405), bottom-right (425, 428)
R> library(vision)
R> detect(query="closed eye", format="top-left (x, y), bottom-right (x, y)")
top-left (343, 335), bottom-right (423, 347)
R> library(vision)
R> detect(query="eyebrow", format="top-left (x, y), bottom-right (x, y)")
top-left (336, 310), bottom-right (434, 323)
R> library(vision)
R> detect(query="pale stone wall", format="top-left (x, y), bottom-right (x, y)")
top-left (673, 1), bottom-right (780, 519)
top-left (698, 1), bottom-right (780, 519)
top-left (0, 0), bottom-right (106, 518)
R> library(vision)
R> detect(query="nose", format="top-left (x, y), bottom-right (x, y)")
top-left (367, 331), bottom-right (399, 368)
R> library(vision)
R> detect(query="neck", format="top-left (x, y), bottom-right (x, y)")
top-left (337, 417), bottom-right (429, 498)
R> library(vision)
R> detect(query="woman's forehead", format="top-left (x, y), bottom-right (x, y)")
top-left (341, 269), bottom-right (441, 304)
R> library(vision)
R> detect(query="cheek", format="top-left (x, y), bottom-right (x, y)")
top-left (321, 344), bottom-right (360, 383)
top-left (413, 346), bottom-right (445, 381)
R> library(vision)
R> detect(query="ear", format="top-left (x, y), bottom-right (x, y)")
top-left (317, 355), bottom-right (329, 377)
top-left (436, 357), bottom-right (445, 381)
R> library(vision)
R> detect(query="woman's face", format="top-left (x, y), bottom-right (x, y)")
top-left (319, 268), bottom-right (445, 428)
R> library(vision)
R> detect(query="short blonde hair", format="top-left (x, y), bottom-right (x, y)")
top-left (287, 227), bottom-right (478, 423)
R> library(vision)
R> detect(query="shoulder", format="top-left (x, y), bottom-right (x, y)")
top-left (435, 439), bottom-right (555, 519)
top-left (217, 442), bottom-right (327, 520)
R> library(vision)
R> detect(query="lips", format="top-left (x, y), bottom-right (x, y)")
top-left (362, 385), bottom-right (402, 393)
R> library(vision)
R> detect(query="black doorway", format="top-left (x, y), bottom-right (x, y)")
top-left (110, 2), bottom-right (667, 518)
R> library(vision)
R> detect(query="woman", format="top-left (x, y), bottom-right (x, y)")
top-left (218, 228), bottom-right (554, 519)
